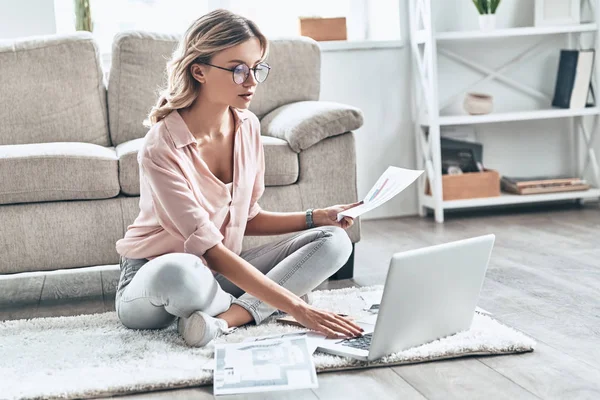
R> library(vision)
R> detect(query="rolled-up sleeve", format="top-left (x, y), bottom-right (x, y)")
top-left (141, 153), bottom-right (224, 256)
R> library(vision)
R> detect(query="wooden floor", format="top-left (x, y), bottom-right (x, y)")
top-left (3, 203), bottom-right (600, 399)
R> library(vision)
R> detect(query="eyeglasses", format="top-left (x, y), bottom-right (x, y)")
top-left (200, 61), bottom-right (271, 84)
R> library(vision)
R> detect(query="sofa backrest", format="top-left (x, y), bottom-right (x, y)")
top-left (0, 32), bottom-right (110, 146)
top-left (107, 31), bottom-right (321, 146)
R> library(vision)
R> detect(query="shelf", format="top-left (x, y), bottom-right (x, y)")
top-left (318, 40), bottom-right (404, 52)
top-left (422, 188), bottom-right (600, 210)
top-left (409, 0), bottom-right (600, 223)
top-left (420, 107), bottom-right (600, 126)
top-left (435, 24), bottom-right (598, 41)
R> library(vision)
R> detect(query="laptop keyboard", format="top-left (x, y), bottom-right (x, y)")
top-left (338, 333), bottom-right (373, 350)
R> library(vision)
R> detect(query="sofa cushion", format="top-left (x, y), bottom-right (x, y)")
top-left (0, 32), bottom-right (110, 146)
top-left (116, 135), bottom-right (298, 196)
top-left (0, 143), bottom-right (120, 205)
top-left (115, 138), bottom-right (144, 196)
top-left (262, 136), bottom-right (298, 186)
top-left (261, 101), bottom-right (364, 153)
top-left (0, 198), bottom-right (124, 274)
top-left (250, 37), bottom-right (320, 119)
top-left (107, 31), bottom-right (320, 145)
top-left (107, 31), bottom-right (179, 147)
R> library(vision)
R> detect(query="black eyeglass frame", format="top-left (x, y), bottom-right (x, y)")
top-left (200, 61), bottom-right (271, 84)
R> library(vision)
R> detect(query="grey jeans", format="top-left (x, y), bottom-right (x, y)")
top-left (115, 226), bottom-right (352, 329)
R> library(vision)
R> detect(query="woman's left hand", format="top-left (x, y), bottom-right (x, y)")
top-left (314, 201), bottom-right (363, 230)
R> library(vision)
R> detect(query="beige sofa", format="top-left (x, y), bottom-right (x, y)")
top-left (0, 31), bottom-right (363, 308)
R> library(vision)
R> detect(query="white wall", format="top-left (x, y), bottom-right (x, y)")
top-left (320, 46), bottom-right (415, 220)
top-left (0, 0), bottom-right (56, 39)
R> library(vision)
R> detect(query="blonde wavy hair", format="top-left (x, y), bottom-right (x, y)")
top-left (145, 9), bottom-right (269, 127)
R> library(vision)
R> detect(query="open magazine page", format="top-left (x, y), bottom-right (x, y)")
top-left (338, 166), bottom-right (424, 221)
top-left (213, 336), bottom-right (318, 396)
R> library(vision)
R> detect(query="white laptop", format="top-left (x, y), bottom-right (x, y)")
top-left (317, 234), bottom-right (495, 362)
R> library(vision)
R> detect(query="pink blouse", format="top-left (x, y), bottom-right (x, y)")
top-left (115, 107), bottom-right (265, 261)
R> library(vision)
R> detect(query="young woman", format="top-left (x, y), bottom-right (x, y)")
top-left (115, 9), bottom-right (363, 347)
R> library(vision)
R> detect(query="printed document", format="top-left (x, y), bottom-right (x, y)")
top-left (338, 166), bottom-right (424, 221)
top-left (243, 330), bottom-right (327, 355)
top-left (213, 336), bottom-right (318, 396)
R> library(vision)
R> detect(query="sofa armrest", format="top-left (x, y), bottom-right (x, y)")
top-left (260, 101), bottom-right (364, 153)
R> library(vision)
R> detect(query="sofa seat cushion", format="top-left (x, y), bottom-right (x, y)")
top-left (0, 143), bottom-right (120, 205)
top-left (115, 138), bottom-right (144, 196)
top-left (116, 135), bottom-right (298, 196)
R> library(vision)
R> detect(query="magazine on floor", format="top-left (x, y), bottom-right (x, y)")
top-left (213, 336), bottom-right (318, 396)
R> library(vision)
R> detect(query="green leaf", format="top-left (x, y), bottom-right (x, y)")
top-left (491, 0), bottom-right (501, 13)
top-left (472, 0), bottom-right (485, 14)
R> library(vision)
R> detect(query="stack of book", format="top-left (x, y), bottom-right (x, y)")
top-left (552, 49), bottom-right (595, 109)
top-left (501, 176), bottom-right (590, 195)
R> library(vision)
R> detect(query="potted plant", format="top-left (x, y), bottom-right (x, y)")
top-left (472, 0), bottom-right (501, 31)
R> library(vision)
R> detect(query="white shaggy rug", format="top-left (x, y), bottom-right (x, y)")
top-left (0, 285), bottom-right (535, 400)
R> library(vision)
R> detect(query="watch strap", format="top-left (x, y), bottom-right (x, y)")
top-left (305, 208), bottom-right (315, 229)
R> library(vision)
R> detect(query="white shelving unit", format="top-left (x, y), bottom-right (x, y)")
top-left (408, 0), bottom-right (600, 223)
top-left (435, 23), bottom-right (599, 41)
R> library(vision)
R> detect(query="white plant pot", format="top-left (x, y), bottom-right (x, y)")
top-left (464, 92), bottom-right (494, 115)
top-left (478, 14), bottom-right (496, 32)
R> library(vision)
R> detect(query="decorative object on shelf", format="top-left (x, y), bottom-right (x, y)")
top-left (535, 0), bottom-right (580, 27)
top-left (463, 92), bottom-right (494, 115)
top-left (552, 49), bottom-right (596, 109)
top-left (471, 0), bottom-right (502, 32)
top-left (74, 0), bottom-right (93, 32)
top-left (299, 17), bottom-right (347, 41)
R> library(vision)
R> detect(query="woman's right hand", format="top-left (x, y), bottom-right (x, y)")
top-left (290, 303), bottom-right (364, 339)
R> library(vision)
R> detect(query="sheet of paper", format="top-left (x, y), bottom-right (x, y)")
top-left (213, 336), bottom-right (319, 396)
top-left (359, 291), bottom-right (383, 307)
top-left (338, 166), bottom-right (424, 221)
top-left (242, 330), bottom-right (326, 355)
top-left (356, 314), bottom-right (378, 325)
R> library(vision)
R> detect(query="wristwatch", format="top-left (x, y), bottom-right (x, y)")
top-left (305, 208), bottom-right (315, 229)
